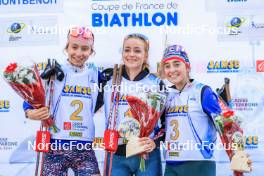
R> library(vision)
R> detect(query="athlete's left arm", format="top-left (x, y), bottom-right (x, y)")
top-left (201, 86), bottom-right (222, 117)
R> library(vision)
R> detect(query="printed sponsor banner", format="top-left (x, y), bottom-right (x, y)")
top-left (0, 16), bottom-right (59, 47)
top-left (207, 60), bottom-right (240, 73)
top-left (231, 71), bottom-right (264, 163)
top-left (0, 100), bottom-right (10, 112)
top-left (0, 0), bottom-right (63, 13)
top-left (89, 0), bottom-right (178, 28)
top-left (217, 14), bottom-right (264, 41)
top-left (206, 0), bottom-right (264, 12)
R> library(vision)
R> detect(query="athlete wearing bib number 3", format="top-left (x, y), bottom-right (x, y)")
top-left (160, 44), bottom-right (252, 176)
top-left (165, 81), bottom-right (219, 162)
top-left (160, 44), bottom-right (221, 176)
top-left (23, 27), bottom-right (100, 176)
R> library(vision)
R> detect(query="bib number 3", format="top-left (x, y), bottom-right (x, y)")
top-left (170, 119), bottom-right (179, 141)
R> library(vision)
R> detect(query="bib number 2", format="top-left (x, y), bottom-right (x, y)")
top-left (70, 100), bottom-right (83, 121)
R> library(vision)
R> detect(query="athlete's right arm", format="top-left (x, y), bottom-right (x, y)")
top-left (94, 68), bottom-right (113, 113)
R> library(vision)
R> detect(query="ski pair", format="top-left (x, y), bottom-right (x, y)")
top-left (103, 64), bottom-right (123, 176)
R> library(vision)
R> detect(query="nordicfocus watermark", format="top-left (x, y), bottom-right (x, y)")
top-left (28, 139), bottom-right (241, 151)
top-left (27, 24), bottom-right (108, 35)
top-left (26, 24), bottom-right (231, 36)
top-left (93, 82), bottom-right (167, 93)
top-left (159, 24), bottom-right (231, 36)
top-left (160, 140), bottom-right (240, 151)
top-left (28, 140), bottom-right (105, 151)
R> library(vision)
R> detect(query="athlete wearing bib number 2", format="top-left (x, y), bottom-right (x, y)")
top-left (160, 44), bottom-right (222, 176)
top-left (95, 33), bottom-right (164, 176)
top-left (23, 27), bottom-right (100, 176)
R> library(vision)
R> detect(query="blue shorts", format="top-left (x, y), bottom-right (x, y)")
top-left (42, 148), bottom-right (100, 176)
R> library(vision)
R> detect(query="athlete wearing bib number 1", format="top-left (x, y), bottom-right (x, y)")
top-left (159, 44), bottom-right (251, 176)
top-left (23, 27), bottom-right (100, 176)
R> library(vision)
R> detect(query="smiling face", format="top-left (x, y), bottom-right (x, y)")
top-left (122, 38), bottom-right (148, 71)
top-left (163, 59), bottom-right (190, 86)
top-left (66, 36), bottom-right (94, 68)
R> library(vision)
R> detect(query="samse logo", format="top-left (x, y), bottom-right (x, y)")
top-left (0, 100), bottom-right (10, 112)
top-left (207, 60), bottom-right (240, 73)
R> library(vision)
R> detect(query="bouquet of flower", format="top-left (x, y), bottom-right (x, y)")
top-left (122, 91), bottom-right (167, 171)
top-left (215, 110), bottom-right (243, 158)
top-left (3, 63), bottom-right (58, 132)
top-left (126, 92), bottom-right (166, 137)
top-left (215, 78), bottom-right (251, 175)
top-left (214, 110), bottom-right (250, 175)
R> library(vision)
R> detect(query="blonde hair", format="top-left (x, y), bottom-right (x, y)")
top-left (123, 33), bottom-right (150, 69)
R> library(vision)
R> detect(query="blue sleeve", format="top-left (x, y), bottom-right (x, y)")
top-left (201, 86), bottom-right (222, 117)
top-left (98, 70), bottom-right (103, 83)
top-left (23, 101), bottom-right (34, 111)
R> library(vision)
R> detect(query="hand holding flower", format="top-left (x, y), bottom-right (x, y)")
top-left (26, 107), bottom-right (50, 120)
top-left (138, 137), bottom-right (156, 153)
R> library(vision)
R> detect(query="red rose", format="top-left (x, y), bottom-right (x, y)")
top-left (223, 110), bottom-right (234, 118)
top-left (224, 121), bottom-right (233, 127)
top-left (5, 63), bottom-right (17, 73)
